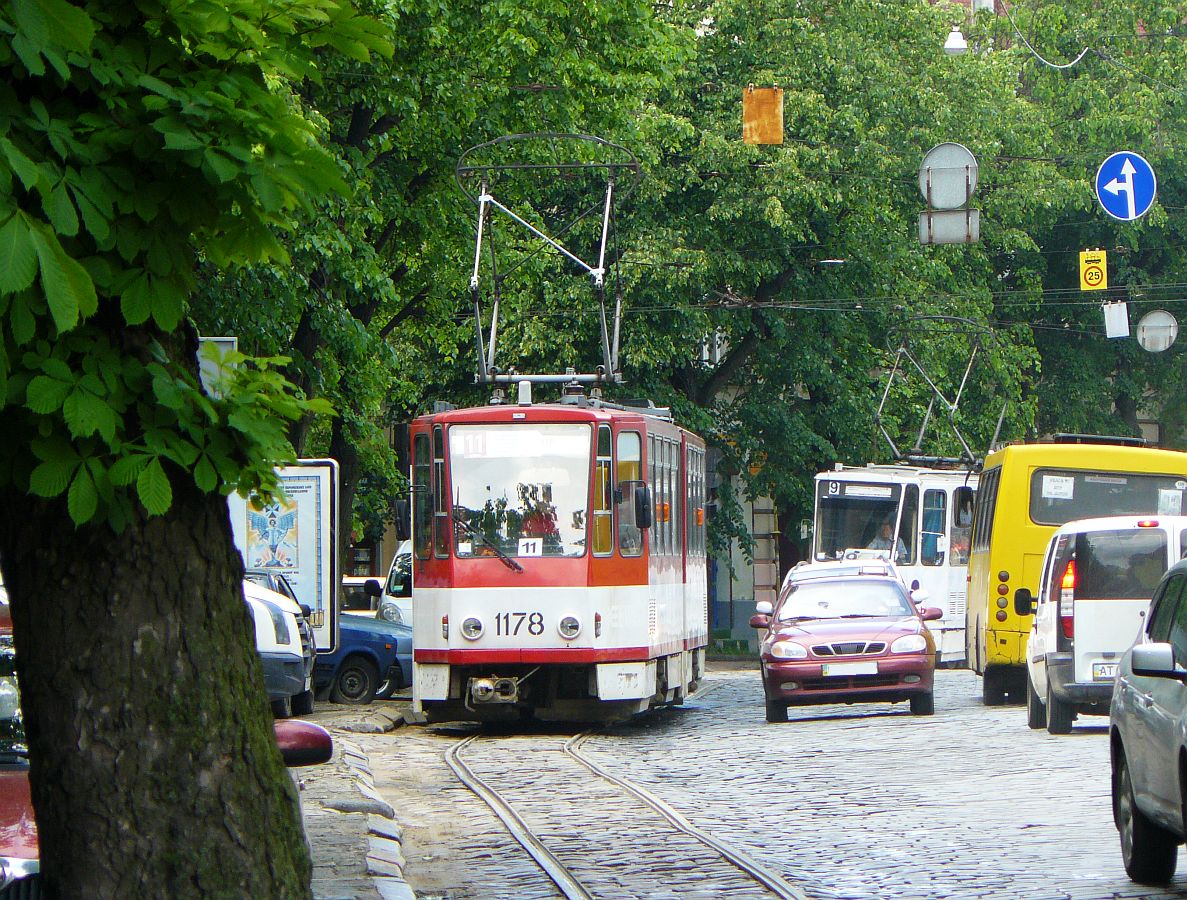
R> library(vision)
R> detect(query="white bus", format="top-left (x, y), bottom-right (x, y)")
top-left (812, 464), bottom-right (978, 664)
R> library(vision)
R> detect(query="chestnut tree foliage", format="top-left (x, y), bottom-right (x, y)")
top-left (0, 0), bottom-right (386, 895)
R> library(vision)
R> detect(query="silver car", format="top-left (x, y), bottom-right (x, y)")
top-left (1109, 557), bottom-right (1187, 884)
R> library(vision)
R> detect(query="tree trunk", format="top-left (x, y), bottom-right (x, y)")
top-left (0, 474), bottom-right (312, 898)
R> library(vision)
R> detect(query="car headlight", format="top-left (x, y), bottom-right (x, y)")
top-left (380, 604), bottom-right (403, 625)
top-left (891, 634), bottom-right (928, 653)
top-left (770, 640), bottom-right (808, 660)
top-left (268, 606), bottom-right (292, 645)
top-left (558, 616), bottom-right (580, 639)
top-left (461, 617), bottom-right (484, 640)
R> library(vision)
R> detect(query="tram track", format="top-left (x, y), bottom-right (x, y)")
top-left (444, 726), bottom-right (805, 899)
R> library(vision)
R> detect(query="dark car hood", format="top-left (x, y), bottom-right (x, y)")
top-left (338, 613), bottom-right (412, 640)
top-left (772, 616), bottom-right (922, 643)
top-left (0, 769), bottom-right (36, 861)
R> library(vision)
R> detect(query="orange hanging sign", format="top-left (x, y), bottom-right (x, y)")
top-left (743, 86), bottom-right (783, 145)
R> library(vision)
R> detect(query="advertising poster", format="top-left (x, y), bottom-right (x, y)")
top-left (229, 460), bottom-right (339, 652)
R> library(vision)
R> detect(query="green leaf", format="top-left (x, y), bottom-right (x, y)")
top-left (194, 454), bottom-right (217, 492)
top-left (0, 214), bottom-right (37, 294)
top-left (108, 454), bottom-right (145, 487)
top-left (25, 374), bottom-right (70, 413)
top-left (44, 180), bottom-right (79, 236)
top-left (12, 0), bottom-right (95, 54)
top-left (63, 389), bottom-right (116, 442)
top-left (29, 456), bottom-right (75, 497)
top-left (0, 139), bottom-right (41, 192)
top-left (29, 228), bottom-right (96, 331)
top-left (67, 467), bottom-right (98, 524)
top-left (137, 457), bottom-right (172, 515)
top-left (150, 277), bottom-right (185, 331)
top-left (203, 148), bottom-right (239, 184)
top-left (120, 272), bottom-right (151, 326)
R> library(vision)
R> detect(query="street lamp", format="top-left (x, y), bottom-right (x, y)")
top-left (944, 26), bottom-right (969, 56)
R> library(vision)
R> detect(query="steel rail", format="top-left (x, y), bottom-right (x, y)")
top-left (444, 735), bottom-right (593, 900)
top-left (563, 731), bottom-right (807, 900)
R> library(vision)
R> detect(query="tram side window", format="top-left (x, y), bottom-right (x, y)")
top-left (897, 485), bottom-right (918, 565)
top-left (673, 441), bottom-right (684, 555)
top-left (617, 431), bottom-right (643, 557)
top-left (433, 425), bottom-right (449, 557)
top-left (593, 426), bottom-right (613, 556)
top-left (951, 486), bottom-right (974, 565)
top-left (921, 489), bottom-right (947, 567)
top-left (412, 433), bottom-right (432, 560)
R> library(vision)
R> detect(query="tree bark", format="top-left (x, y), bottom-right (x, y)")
top-left (0, 473), bottom-right (311, 897)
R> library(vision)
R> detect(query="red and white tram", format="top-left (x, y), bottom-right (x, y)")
top-left (409, 386), bottom-right (708, 722)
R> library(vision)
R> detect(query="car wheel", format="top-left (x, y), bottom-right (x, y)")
top-left (330, 657), bottom-right (380, 704)
top-left (375, 666), bottom-right (403, 700)
top-left (291, 688), bottom-right (315, 716)
top-left (982, 667), bottom-right (1007, 706)
top-left (764, 698), bottom-right (788, 723)
top-left (1046, 682), bottom-right (1074, 734)
top-left (270, 696), bottom-right (292, 719)
top-left (1115, 752), bottom-right (1179, 884)
top-left (909, 692), bottom-right (934, 716)
top-left (1026, 676), bottom-right (1046, 730)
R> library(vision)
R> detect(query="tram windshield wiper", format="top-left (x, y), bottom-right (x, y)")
top-left (452, 509), bottom-right (524, 573)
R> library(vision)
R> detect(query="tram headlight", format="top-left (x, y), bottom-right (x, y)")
top-left (461, 616), bottom-right (484, 640)
top-left (769, 640), bottom-right (807, 660)
top-left (558, 616), bottom-right (581, 639)
top-left (890, 634), bottom-right (928, 654)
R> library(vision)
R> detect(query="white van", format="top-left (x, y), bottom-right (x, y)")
top-left (378, 539), bottom-right (412, 625)
top-left (1022, 515), bottom-right (1187, 734)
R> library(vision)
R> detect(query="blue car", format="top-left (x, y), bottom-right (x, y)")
top-left (313, 612), bottom-right (412, 704)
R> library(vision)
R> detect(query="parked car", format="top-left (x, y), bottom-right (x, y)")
top-left (750, 569), bottom-right (943, 722)
top-left (377, 540), bottom-right (412, 625)
top-left (0, 603), bottom-right (334, 897)
top-left (1110, 556), bottom-right (1187, 885)
top-left (244, 580), bottom-right (315, 717)
top-left (1021, 516), bottom-right (1182, 735)
top-left (314, 611), bottom-right (412, 704)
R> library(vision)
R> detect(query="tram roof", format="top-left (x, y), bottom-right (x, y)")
top-left (817, 463), bottom-right (978, 484)
top-left (414, 399), bottom-right (699, 437)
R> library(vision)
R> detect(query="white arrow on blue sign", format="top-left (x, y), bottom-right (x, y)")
top-left (1095, 151), bottom-right (1157, 221)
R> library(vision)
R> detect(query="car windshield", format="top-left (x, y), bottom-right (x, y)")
top-left (0, 634), bottom-right (26, 762)
top-left (777, 580), bottom-right (913, 621)
top-left (449, 424), bottom-right (591, 559)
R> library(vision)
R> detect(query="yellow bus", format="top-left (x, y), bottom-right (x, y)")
top-left (967, 437), bottom-right (1187, 705)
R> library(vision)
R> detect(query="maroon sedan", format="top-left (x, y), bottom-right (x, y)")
top-left (751, 572), bottom-right (942, 722)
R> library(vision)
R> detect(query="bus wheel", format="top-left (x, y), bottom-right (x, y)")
top-left (982, 667), bottom-right (1007, 706)
top-left (1026, 676), bottom-right (1046, 729)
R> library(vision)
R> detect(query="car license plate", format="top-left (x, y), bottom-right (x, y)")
top-left (821, 662), bottom-right (878, 677)
top-left (1092, 662), bottom-right (1119, 681)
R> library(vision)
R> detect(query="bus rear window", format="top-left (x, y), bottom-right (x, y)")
top-left (1028, 469), bottom-right (1187, 526)
top-left (1073, 529), bottom-right (1168, 600)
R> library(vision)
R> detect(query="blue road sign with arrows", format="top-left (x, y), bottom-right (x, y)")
top-left (1095, 151), bottom-right (1157, 221)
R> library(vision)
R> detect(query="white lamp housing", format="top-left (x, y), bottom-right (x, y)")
top-left (944, 26), bottom-right (968, 55)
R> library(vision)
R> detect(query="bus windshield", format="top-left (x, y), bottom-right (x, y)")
top-left (1029, 469), bottom-right (1187, 526)
top-left (449, 424), bottom-right (591, 558)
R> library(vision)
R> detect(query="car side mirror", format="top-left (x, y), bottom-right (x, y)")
top-left (364, 578), bottom-right (382, 598)
top-left (749, 614), bottom-right (771, 629)
top-left (910, 588), bottom-right (930, 605)
top-left (1131, 643), bottom-right (1187, 681)
top-left (299, 604), bottom-right (312, 619)
top-left (921, 607), bottom-right (943, 622)
top-left (755, 600), bottom-right (773, 615)
top-left (1014, 588), bottom-right (1034, 617)
top-left (273, 719), bottom-right (333, 767)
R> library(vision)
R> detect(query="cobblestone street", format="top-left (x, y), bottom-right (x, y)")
top-left (315, 663), bottom-right (1187, 899)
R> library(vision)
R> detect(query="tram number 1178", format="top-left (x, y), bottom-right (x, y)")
top-left (496, 611), bottom-right (545, 636)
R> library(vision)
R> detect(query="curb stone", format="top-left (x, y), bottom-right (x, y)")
top-left (307, 709), bottom-right (412, 900)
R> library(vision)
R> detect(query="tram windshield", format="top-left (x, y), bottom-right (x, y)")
top-left (814, 481), bottom-right (903, 562)
top-left (449, 424), bottom-right (591, 558)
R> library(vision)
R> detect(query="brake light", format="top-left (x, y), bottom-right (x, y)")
top-left (1137, 519), bottom-right (1159, 528)
top-left (1059, 560), bottom-right (1075, 639)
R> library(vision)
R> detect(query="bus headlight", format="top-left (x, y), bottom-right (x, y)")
top-left (461, 617), bottom-right (484, 640)
top-left (770, 641), bottom-right (807, 660)
top-left (558, 616), bottom-right (581, 639)
top-left (890, 634), bottom-right (928, 654)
